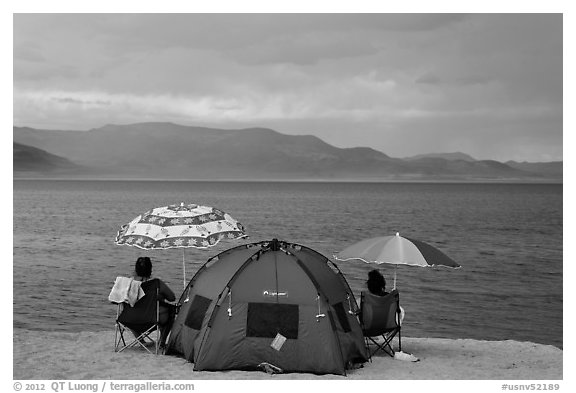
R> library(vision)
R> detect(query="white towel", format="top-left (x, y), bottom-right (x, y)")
top-left (108, 277), bottom-right (145, 307)
top-left (394, 351), bottom-right (419, 362)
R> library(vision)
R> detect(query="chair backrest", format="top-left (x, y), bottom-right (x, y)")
top-left (118, 279), bottom-right (160, 326)
top-left (360, 289), bottom-right (400, 337)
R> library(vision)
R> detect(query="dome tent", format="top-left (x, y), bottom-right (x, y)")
top-left (166, 239), bottom-right (368, 375)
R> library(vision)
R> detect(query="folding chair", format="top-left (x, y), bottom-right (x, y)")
top-left (113, 279), bottom-right (161, 355)
top-left (359, 289), bottom-right (402, 359)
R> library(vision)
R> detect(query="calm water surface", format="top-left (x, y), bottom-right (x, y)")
top-left (12, 180), bottom-right (563, 348)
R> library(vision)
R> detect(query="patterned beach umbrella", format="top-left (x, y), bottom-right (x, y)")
top-left (334, 232), bottom-right (460, 288)
top-left (115, 202), bottom-right (247, 287)
top-left (115, 203), bottom-right (246, 250)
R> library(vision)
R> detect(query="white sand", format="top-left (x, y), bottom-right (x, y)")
top-left (13, 329), bottom-right (562, 380)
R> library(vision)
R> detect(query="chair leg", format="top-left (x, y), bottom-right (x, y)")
top-left (114, 324), bottom-right (119, 351)
top-left (366, 333), bottom-right (397, 358)
top-left (364, 336), bottom-right (373, 362)
top-left (381, 337), bottom-right (395, 357)
top-left (155, 324), bottom-right (160, 355)
top-left (367, 337), bottom-right (387, 358)
top-left (137, 327), bottom-right (158, 354)
top-left (114, 323), bottom-right (127, 352)
top-left (116, 325), bottom-right (158, 354)
top-left (380, 329), bottom-right (400, 357)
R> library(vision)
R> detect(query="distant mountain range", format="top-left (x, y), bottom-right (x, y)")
top-left (404, 152), bottom-right (477, 162)
top-left (13, 123), bottom-right (562, 182)
top-left (13, 142), bottom-right (80, 173)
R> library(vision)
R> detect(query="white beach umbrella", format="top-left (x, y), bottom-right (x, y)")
top-left (334, 232), bottom-right (460, 288)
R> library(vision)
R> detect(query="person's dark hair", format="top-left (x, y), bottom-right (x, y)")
top-left (135, 256), bottom-right (152, 278)
top-left (367, 269), bottom-right (386, 295)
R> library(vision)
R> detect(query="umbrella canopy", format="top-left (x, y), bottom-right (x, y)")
top-left (115, 202), bottom-right (247, 288)
top-left (334, 232), bottom-right (460, 268)
top-left (334, 232), bottom-right (460, 288)
top-left (115, 203), bottom-right (246, 250)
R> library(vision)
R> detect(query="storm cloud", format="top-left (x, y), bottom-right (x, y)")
top-left (13, 13), bottom-right (562, 161)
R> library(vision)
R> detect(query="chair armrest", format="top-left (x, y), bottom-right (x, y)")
top-left (159, 300), bottom-right (180, 314)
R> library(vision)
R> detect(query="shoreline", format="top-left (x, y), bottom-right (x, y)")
top-left (13, 329), bottom-right (563, 380)
top-left (13, 176), bottom-right (563, 184)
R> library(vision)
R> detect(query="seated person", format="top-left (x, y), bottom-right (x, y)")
top-left (130, 256), bottom-right (176, 348)
top-left (366, 269), bottom-right (404, 325)
top-left (367, 269), bottom-right (388, 296)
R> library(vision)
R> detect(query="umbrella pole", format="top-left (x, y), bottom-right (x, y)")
top-left (393, 265), bottom-right (397, 290)
top-left (182, 249), bottom-right (186, 290)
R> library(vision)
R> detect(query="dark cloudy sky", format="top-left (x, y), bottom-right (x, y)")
top-left (13, 13), bottom-right (562, 161)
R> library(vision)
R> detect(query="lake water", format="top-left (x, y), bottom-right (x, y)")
top-left (12, 180), bottom-right (563, 348)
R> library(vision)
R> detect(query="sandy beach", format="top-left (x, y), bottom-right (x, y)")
top-left (13, 329), bottom-right (562, 380)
